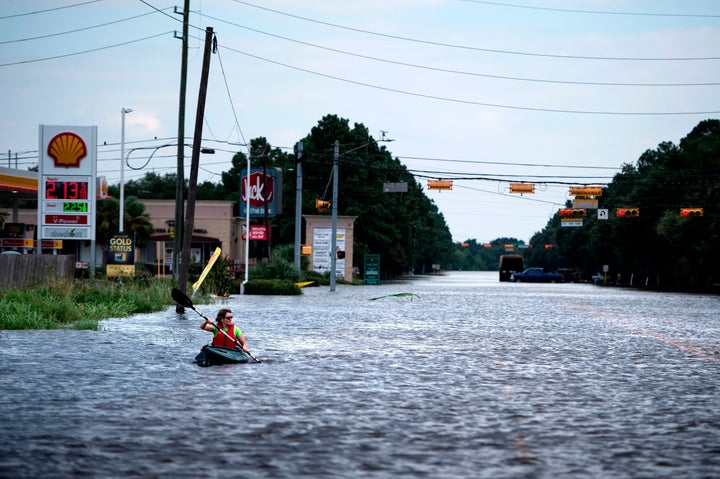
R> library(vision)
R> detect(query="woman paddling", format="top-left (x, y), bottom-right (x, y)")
top-left (200, 308), bottom-right (248, 352)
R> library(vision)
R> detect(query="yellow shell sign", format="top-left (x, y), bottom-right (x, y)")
top-left (47, 132), bottom-right (87, 168)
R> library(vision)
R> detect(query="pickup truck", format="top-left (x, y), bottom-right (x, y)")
top-left (510, 267), bottom-right (563, 283)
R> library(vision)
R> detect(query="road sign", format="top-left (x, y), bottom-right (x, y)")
top-left (598, 209), bottom-right (608, 220)
top-left (561, 219), bottom-right (583, 227)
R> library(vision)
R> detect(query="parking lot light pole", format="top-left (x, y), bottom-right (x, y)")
top-left (119, 107), bottom-right (133, 232)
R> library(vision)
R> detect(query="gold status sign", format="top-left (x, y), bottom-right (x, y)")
top-left (106, 232), bottom-right (135, 277)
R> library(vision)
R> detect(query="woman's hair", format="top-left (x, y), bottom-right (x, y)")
top-left (215, 308), bottom-right (231, 323)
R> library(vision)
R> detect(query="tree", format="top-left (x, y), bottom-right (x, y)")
top-left (95, 195), bottom-right (154, 256)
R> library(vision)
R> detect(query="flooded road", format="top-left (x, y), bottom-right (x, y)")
top-left (1, 272), bottom-right (719, 478)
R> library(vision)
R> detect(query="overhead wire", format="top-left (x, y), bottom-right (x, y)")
top-left (200, 13), bottom-right (720, 87)
top-left (214, 44), bottom-right (720, 116)
top-left (458, 1), bottom-right (720, 18)
top-left (0, 9), bottom-right (173, 45)
top-left (230, 0), bottom-right (720, 61)
top-left (0, 0), bottom-right (103, 20)
top-left (0, 31), bottom-right (175, 67)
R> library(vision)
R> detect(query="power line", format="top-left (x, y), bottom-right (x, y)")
top-left (217, 44), bottom-right (720, 116)
top-left (202, 13), bottom-right (720, 87)
top-left (398, 156), bottom-right (620, 170)
top-left (230, 0), bottom-right (720, 61)
top-left (0, 0), bottom-right (103, 20)
top-left (214, 45), bottom-right (248, 148)
top-left (0, 10), bottom-right (172, 45)
top-left (459, 1), bottom-right (720, 18)
top-left (0, 31), bottom-right (174, 67)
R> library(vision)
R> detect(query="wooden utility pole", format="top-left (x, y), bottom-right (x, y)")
top-left (177, 26), bottom-right (214, 296)
top-left (174, 0), bottom-right (189, 312)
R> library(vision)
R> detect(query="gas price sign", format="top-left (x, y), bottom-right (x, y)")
top-left (45, 180), bottom-right (89, 200)
top-left (38, 125), bottom-right (97, 242)
top-left (40, 175), bottom-right (94, 239)
top-left (63, 202), bottom-right (89, 213)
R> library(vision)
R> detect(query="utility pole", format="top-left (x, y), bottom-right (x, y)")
top-left (177, 26), bottom-right (213, 296)
top-left (174, 0), bottom-right (189, 294)
top-left (293, 141), bottom-right (303, 269)
top-left (330, 140), bottom-right (339, 292)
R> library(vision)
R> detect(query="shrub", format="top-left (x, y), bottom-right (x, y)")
top-left (250, 257), bottom-right (301, 283)
top-left (243, 279), bottom-right (301, 295)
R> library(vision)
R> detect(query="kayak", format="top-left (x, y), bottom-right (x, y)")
top-left (194, 345), bottom-right (251, 367)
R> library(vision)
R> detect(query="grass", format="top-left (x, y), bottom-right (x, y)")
top-left (0, 278), bottom-right (195, 330)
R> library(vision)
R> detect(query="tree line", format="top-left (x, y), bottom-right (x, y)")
top-left (450, 119), bottom-right (720, 293)
top-left (88, 116), bottom-right (720, 292)
top-left (115, 114), bottom-right (454, 278)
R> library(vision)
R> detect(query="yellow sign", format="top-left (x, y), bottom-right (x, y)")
top-left (106, 264), bottom-right (135, 277)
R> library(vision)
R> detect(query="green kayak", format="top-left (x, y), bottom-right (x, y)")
top-left (194, 345), bottom-right (251, 367)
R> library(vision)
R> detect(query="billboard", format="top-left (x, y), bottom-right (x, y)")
top-left (239, 168), bottom-right (283, 218)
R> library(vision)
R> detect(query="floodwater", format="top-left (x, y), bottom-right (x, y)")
top-left (1, 271), bottom-right (719, 479)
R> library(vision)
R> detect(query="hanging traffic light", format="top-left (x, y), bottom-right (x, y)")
top-left (568, 186), bottom-right (603, 197)
top-left (558, 208), bottom-right (586, 218)
top-left (509, 183), bottom-right (535, 194)
top-left (427, 180), bottom-right (453, 191)
top-left (680, 208), bottom-right (703, 217)
top-left (616, 208), bottom-right (639, 217)
top-left (315, 199), bottom-right (331, 211)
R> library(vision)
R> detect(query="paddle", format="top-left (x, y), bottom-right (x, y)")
top-left (171, 287), bottom-right (260, 363)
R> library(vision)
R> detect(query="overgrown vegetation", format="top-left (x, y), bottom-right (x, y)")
top-left (243, 279), bottom-right (301, 295)
top-left (0, 278), bottom-right (180, 330)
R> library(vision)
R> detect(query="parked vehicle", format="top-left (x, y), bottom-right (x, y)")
top-left (556, 268), bottom-right (583, 283)
top-left (499, 254), bottom-right (524, 282)
top-left (511, 267), bottom-right (563, 283)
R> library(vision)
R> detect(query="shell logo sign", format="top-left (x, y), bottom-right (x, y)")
top-left (47, 132), bottom-right (87, 168)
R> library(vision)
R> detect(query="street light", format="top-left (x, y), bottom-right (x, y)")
top-left (119, 107), bottom-right (133, 232)
top-left (329, 136), bottom-right (392, 291)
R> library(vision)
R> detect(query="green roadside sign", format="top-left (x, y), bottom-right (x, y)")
top-left (364, 254), bottom-right (380, 285)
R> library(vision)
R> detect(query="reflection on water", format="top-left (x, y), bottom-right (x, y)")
top-left (1, 272), bottom-right (719, 478)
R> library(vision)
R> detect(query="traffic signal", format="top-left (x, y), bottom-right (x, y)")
top-left (509, 183), bottom-right (535, 194)
top-left (616, 208), bottom-right (639, 218)
top-left (315, 199), bottom-right (331, 211)
top-left (558, 208), bottom-right (586, 218)
top-left (427, 180), bottom-right (453, 191)
top-left (336, 250), bottom-right (345, 259)
top-left (568, 186), bottom-right (603, 197)
top-left (680, 208), bottom-right (703, 217)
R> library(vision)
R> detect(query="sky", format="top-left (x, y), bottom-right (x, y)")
top-left (1, 0), bottom-right (719, 244)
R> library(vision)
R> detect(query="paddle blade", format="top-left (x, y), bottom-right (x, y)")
top-left (171, 288), bottom-right (194, 309)
top-left (192, 247), bottom-right (221, 296)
